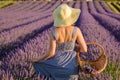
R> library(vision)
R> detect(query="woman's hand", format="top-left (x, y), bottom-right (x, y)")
top-left (31, 57), bottom-right (43, 63)
top-left (32, 59), bottom-right (39, 63)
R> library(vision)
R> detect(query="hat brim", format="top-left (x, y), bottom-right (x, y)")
top-left (53, 8), bottom-right (80, 27)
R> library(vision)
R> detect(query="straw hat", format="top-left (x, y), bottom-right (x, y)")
top-left (53, 4), bottom-right (80, 27)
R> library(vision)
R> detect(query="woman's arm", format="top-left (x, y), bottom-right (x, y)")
top-left (76, 28), bottom-right (87, 52)
top-left (33, 31), bottom-right (56, 62)
top-left (41, 31), bottom-right (56, 60)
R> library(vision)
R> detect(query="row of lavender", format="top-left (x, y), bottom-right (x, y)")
top-left (1, 0), bottom-right (76, 79)
top-left (0, 1), bottom-right (120, 59)
top-left (0, 1), bottom-right (120, 80)
top-left (0, 1), bottom-right (76, 58)
top-left (0, 1), bottom-right (62, 59)
top-left (78, 1), bottom-right (120, 79)
top-left (92, 1), bottom-right (120, 41)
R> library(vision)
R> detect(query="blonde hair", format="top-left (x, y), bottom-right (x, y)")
top-left (54, 24), bottom-right (75, 28)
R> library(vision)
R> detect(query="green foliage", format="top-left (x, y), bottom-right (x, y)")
top-left (104, 0), bottom-right (119, 1)
top-left (0, 1), bottom-right (17, 8)
top-left (107, 2), bottom-right (120, 13)
top-left (103, 61), bottom-right (120, 80)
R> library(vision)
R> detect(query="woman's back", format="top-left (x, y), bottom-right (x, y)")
top-left (54, 26), bottom-right (87, 52)
top-left (54, 26), bottom-right (77, 43)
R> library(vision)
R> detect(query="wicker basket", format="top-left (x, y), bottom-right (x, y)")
top-left (76, 42), bottom-right (107, 75)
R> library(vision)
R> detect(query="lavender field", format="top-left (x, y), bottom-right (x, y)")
top-left (0, 1), bottom-right (120, 80)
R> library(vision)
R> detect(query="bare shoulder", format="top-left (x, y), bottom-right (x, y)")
top-left (75, 27), bottom-right (82, 34)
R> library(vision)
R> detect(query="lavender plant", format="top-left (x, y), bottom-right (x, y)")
top-left (88, 1), bottom-right (120, 41)
top-left (0, 1), bottom-right (120, 80)
top-left (93, 1), bottom-right (120, 21)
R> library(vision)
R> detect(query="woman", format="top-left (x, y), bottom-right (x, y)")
top-left (32, 4), bottom-right (87, 80)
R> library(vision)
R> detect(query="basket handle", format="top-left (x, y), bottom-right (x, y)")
top-left (86, 42), bottom-right (106, 57)
top-left (76, 42), bottom-right (106, 57)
